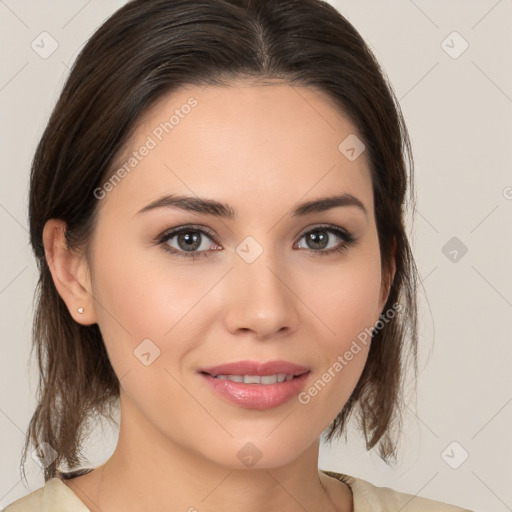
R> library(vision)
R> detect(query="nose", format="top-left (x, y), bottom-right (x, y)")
top-left (223, 250), bottom-right (300, 340)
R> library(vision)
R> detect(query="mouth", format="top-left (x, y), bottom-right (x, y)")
top-left (199, 371), bottom-right (309, 384)
top-left (198, 359), bottom-right (311, 380)
top-left (197, 360), bottom-right (312, 409)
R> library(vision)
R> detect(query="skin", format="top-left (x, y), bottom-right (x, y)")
top-left (43, 79), bottom-right (395, 512)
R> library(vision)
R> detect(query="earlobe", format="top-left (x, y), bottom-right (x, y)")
top-left (42, 219), bottom-right (97, 326)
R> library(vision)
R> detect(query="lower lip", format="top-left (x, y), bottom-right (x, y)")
top-left (200, 372), bottom-right (311, 410)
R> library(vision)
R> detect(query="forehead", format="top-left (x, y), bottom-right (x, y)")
top-left (96, 80), bottom-right (373, 219)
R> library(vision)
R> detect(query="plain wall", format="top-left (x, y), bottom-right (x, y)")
top-left (0, 1), bottom-right (511, 511)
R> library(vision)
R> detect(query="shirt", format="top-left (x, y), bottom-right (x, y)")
top-left (3, 468), bottom-right (474, 511)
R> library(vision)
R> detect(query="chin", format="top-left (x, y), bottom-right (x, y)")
top-left (194, 434), bottom-right (314, 470)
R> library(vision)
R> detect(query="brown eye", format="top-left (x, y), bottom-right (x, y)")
top-left (295, 226), bottom-right (356, 255)
top-left (158, 226), bottom-right (220, 259)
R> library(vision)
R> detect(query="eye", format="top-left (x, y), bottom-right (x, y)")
top-left (294, 225), bottom-right (356, 256)
top-left (156, 224), bottom-right (357, 260)
top-left (158, 226), bottom-right (220, 259)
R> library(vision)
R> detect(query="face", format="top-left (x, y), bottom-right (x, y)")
top-left (77, 81), bottom-right (391, 468)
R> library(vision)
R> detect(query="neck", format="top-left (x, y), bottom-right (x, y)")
top-left (66, 392), bottom-right (352, 512)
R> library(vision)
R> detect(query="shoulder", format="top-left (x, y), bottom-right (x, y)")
top-left (321, 470), bottom-right (474, 512)
top-left (2, 477), bottom-right (90, 512)
top-left (2, 486), bottom-right (44, 512)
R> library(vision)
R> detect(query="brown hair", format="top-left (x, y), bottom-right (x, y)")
top-left (23, 0), bottom-right (418, 483)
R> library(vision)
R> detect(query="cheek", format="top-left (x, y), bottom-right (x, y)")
top-left (89, 236), bottom-right (216, 372)
top-left (294, 248), bottom-right (382, 412)
top-left (304, 249), bottom-right (383, 344)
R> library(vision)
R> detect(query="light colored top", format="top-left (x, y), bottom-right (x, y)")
top-left (3, 469), bottom-right (473, 511)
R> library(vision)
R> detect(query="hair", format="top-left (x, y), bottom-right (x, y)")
top-left (23, 0), bottom-right (418, 483)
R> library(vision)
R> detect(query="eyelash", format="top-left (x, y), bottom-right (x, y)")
top-left (156, 224), bottom-right (357, 260)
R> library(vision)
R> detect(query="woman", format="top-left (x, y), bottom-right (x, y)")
top-left (4, 0), bottom-right (473, 510)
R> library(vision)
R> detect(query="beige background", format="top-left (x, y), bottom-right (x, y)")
top-left (1, 1), bottom-right (511, 511)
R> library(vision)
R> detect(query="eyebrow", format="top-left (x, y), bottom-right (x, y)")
top-left (136, 193), bottom-right (368, 218)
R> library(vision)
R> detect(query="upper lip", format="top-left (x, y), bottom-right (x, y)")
top-left (199, 360), bottom-right (310, 377)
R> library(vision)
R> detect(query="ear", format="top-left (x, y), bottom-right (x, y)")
top-left (42, 219), bottom-right (97, 325)
top-left (378, 236), bottom-right (397, 313)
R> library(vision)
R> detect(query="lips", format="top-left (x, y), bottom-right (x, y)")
top-left (199, 367), bottom-right (312, 409)
top-left (199, 360), bottom-right (310, 378)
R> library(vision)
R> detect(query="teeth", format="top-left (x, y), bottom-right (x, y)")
top-left (214, 373), bottom-right (295, 384)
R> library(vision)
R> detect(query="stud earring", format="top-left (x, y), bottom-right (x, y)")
top-left (77, 307), bottom-right (84, 314)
